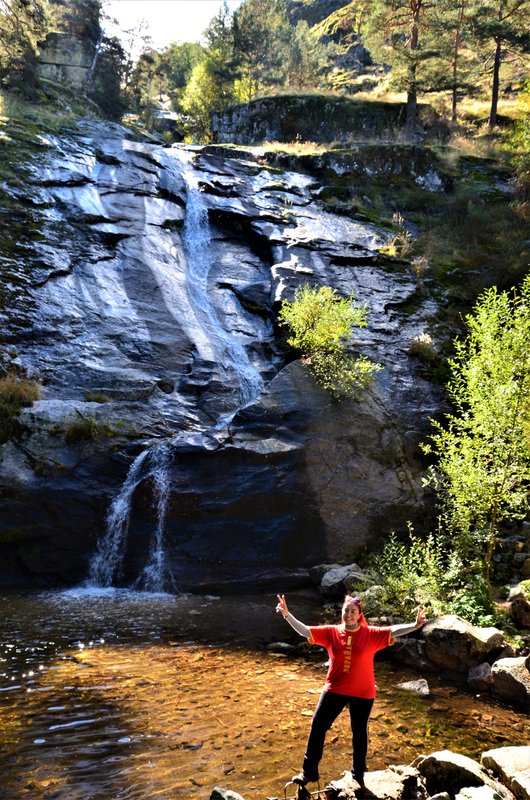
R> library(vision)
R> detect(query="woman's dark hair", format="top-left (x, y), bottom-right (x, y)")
top-left (342, 595), bottom-right (367, 627)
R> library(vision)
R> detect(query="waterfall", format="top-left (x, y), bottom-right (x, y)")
top-left (133, 442), bottom-right (176, 593)
top-left (87, 449), bottom-right (150, 588)
top-left (86, 147), bottom-right (264, 593)
top-left (87, 444), bottom-right (176, 593)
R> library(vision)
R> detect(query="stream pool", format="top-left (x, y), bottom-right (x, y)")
top-left (1, 590), bottom-right (528, 800)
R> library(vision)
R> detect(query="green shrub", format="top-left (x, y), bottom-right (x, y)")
top-left (368, 525), bottom-right (498, 625)
top-left (309, 351), bottom-right (381, 400)
top-left (278, 284), bottom-right (381, 398)
top-left (368, 527), bottom-right (448, 617)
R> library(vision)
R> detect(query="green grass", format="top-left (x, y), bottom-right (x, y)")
top-left (64, 414), bottom-right (116, 443)
top-left (85, 391), bottom-right (111, 404)
top-left (0, 372), bottom-right (40, 443)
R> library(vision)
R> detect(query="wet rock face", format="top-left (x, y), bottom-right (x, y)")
top-left (0, 121), bottom-right (442, 589)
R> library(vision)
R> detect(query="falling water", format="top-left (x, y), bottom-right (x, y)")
top-left (87, 445), bottom-right (176, 592)
top-left (180, 157), bottom-right (264, 409)
top-left (86, 148), bottom-right (264, 593)
top-left (87, 449), bottom-right (150, 588)
top-left (133, 442), bottom-right (176, 593)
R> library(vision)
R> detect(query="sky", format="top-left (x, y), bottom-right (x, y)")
top-left (103, 0), bottom-right (244, 51)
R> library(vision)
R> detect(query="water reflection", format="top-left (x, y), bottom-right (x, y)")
top-left (1, 591), bottom-right (528, 800)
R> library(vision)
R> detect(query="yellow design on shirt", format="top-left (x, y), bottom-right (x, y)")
top-left (343, 635), bottom-right (352, 672)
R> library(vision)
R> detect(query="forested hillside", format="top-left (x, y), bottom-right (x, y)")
top-left (1, 0), bottom-right (529, 137)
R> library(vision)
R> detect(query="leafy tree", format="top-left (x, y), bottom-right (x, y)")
top-left (179, 2), bottom-right (236, 140)
top-left (422, 275), bottom-right (530, 590)
top-left (204, 0), bottom-right (239, 95)
top-left (0, 0), bottom-right (53, 96)
top-left (180, 56), bottom-right (235, 142)
top-left (470, 0), bottom-right (530, 129)
top-left (158, 41), bottom-right (204, 110)
top-left (278, 284), bottom-right (381, 399)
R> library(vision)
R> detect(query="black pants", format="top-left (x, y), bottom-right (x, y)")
top-left (301, 690), bottom-right (374, 782)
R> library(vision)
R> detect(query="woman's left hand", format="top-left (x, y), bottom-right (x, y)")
top-left (415, 607), bottom-right (428, 628)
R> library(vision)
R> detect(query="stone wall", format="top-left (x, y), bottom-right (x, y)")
top-left (37, 32), bottom-right (94, 89)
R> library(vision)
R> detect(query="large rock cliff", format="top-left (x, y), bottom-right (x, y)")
top-left (0, 119), bottom-right (442, 590)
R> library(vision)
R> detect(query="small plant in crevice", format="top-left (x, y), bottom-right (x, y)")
top-left (0, 371), bottom-right (40, 443)
top-left (85, 391), bottom-right (111, 404)
top-left (64, 411), bottom-right (115, 443)
top-left (277, 284), bottom-right (382, 399)
top-left (409, 332), bottom-right (438, 365)
top-left (380, 211), bottom-right (415, 258)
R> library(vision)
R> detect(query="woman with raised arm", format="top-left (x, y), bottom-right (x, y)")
top-left (275, 593), bottom-right (428, 790)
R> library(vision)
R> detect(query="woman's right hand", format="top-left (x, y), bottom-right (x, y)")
top-left (276, 594), bottom-right (289, 617)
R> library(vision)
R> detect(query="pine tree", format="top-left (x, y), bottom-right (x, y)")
top-left (232, 0), bottom-right (291, 101)
top-left (364, 0), bottom-right (439, 137)
top-left (470, 0), bottom-right (530, 128)
top-left (427, 0), bottom-right (479, 122)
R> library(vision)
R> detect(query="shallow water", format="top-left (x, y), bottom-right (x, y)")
top-left (1, 590), bottom-right (529, 800)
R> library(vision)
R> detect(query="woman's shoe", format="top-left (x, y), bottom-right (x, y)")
top-left (291, 773), bottom-right (308, 786)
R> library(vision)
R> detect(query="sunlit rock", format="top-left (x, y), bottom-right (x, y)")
top-left (414, 751), bottom-right (489, 797)
top-left (363, 765), bottom-right (425, 800)
top-left (508, 586), bottom-right (530, 629)
top-left (422, 617), bottom-right (508, 675)
top-left (210, 788), bottom-right (246, 800)
top-left (455, 786), bottom-right (507, 800)
top-left (396, 678), bottom-right (430, 696)
top-left (319, 563), bottom-right (368, 598)
top-left (481, 747), bottom-right (530, 800)
top-left (491, 658), bottom-right (530, 712)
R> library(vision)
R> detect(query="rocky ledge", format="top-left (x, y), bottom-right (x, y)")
top-left (213, 747), bottom-right (530, 800)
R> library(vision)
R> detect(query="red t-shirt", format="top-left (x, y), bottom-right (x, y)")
top-left (308, 624), bottom-right (395, 699)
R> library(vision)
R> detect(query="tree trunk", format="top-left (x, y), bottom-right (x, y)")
top-left (488, 36), bottom-right (502, 128)
top-left (406, 4), bottom-right (421, 139)
top-left (451, 3), bottom-right (465, 123)
top-left (406, 82), bottom-right (417, 138)
top-left (451, 71), bottom-right (457, 123)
